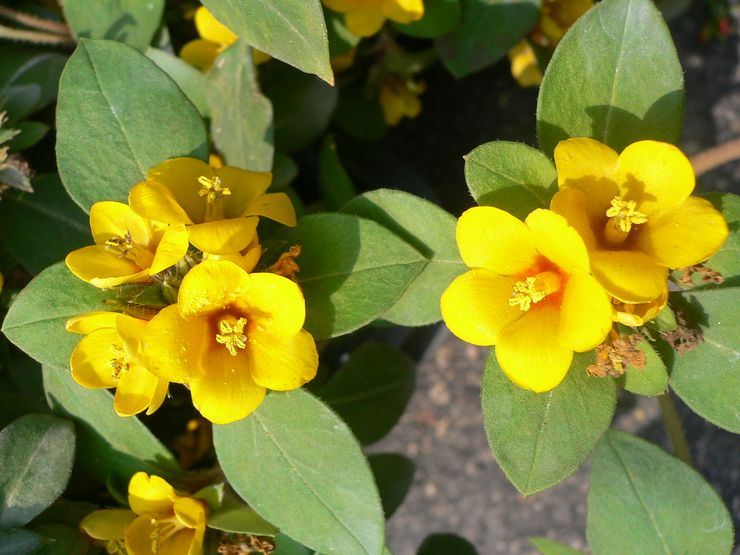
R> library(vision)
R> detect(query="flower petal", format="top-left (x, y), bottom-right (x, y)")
top-left (456, 206), bottom-right (537, 274)
top-left (187, 217), bottom-right (258, 255)
top-left (173, 497), bottom-right (206, 529)
top-left (613, 288), bottom-right (668, 327)
top-left (89, 201), bottom-right (151, 246)
top-left (525, 208), bottom-right (590, 272)
top-left (549, 188), bottom-right (597, 249)
top-left (344, 7), bottom-right (386, 37)
top-left (615, 140), bottom-right (694, 216)
top-left (189, 348), bottom-right (266, 424)
top-left (243, 192), bottom-right (297, 226)
top-left (150, 224), bottom-right (189, 275)
top-left (495, 304), bottom-right (573, 392)
top-left (382, 0), bottom-right (424, 23)
top-left (634, 196), bottom-right (729, 268)
top-left (125, 513), bottom-right (197, 555)
top-left (142, 305), bottom-right (208, 383)
top-left (440, 269), bottom-right (521, 346)
top-left (129, 181), bottom-right (194, 225)
top-left (146, 157), bottom-right (214, 223)
top-left (81, 509), bottom-right (135, 541)
top-left (557, 270), bottom-right (612, 352)
top-left (590, 250), bottom-right (667, 303)
top-left (195, 6), bottom-right (236, 45)
top-left (215, 166), bottom-right (272, 219)
top-left (247, 328), bottom-right (318, 391)
top-left (180, 38), bottom-right (219, 71)
top-left (66, 245), bottom-right (144, 287)
top-left (508, 40), bottom-right (542, 88)
top-left (146, 377), bottom-right (169, 416)
top-left (114, 363), bottom-right (164, 417)
top-left (70, 328), bottom-right (121, 389)
top-left (66, 311), bottom-right (118, 334)
top-left (178, 259), bottom-right (251, 317)
top-left (128, 473), bottom-right (176, 515)
top-left (235, 272), bottom-right (305, 336)
top-left (554, 138), bottom-right (619, 222)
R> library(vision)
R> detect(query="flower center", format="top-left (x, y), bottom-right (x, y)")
top-left (105, 539), bottom-right (127, 555)
top-left (215, 315), bottom-right (248, 356)
top-left (149, 515), bottom-right (183, 553)
top-left (198, 175), bottom-right (231, 221)
top-left (508, 271), bottom-right (561, 311)
top-left (604, 195), bottom-right (647, 245)
top-left (104, 231), bottom-right (154, 269)
top-left (109, 344), bottom-right (130, 380)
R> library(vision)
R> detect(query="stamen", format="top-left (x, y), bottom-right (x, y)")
top-left (149, 516), bottom-right (181, 553)
top-left (215, 315), bottom-right (248, 356)
top-left (604, 195), bottom-right (647, 245)
top-left (105, 540), bottom-right (127, 555)
top-left (104, 230), bottom-right (154, 268)
top-left (197, 175), bottom-right (231, 203)
top-left (109, 344), bottom-right (130, 380)
top-left (508, 271), bottom-right (561, 312)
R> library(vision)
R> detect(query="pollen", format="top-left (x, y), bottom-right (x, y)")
top-left (215, 315), bottom-right (248, 356)
top-left (509, 271), bottom-right (561, 312)
top-left (109, 344), bottom-right (130, 380)
top-left (197, 175), bottom-right (231, 203)
top-left (104, 231), bottom-right (134, 257)
top-left (605, 195), bottom-right (647, 233)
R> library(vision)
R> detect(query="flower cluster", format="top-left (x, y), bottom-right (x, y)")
top-left (65, 157), bottom-right (318, 424)
top-left (442, 138), bottom-right (728, 392)
top-left (323, 0), bottom-right (424, 38)
top-left (81, 472), bottom-right (206, 555)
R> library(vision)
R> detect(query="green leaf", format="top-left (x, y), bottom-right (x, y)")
top-left (436, 0), bottom-right (540, 78)
top-left (274, 533), bottom-right (313, 555)
top-left (0, 174), bottom-right (90, 274)
top-left (200, 0), bottom-right (333, 84)
top-left (319, 136), bottom-right (354, 210)
top-left (368, 453), bottom-right (415, 518)
top-left (263, 63), bottom-right (337, 153)
top-left (1, 263), bottom-right (117, 369)
top-left (701, 193), bottom-right (739, 283)
top-left (616, 335), bottom-right (668, 396)
top-left (528, 537), bottom-right (584, 555)
top-left (537, 0), bottom-right (684, 156)
top-left (146, 48), bottom-right (208, 117)
top-left (0, 414), bottom-right (75, 527)
top-left (325, 9), bottom-right (359, 57)
top-left (275, 213), bottom-right (426, 339)
top-left (56, 39), bottom-right (208, 212)
top-left (0, 46), bottom-right (67, 122)
top-left (8, 121), bottom-right (49, 152)
top-left (0, 529), bottom-right (44, 555)
top-left (42, 365), bottom-right (180, 485)
top-left (417, 534), bottom-right (478, 555)
top-left (668, 287), bottom-right (740, 433)
top-left (62, 0), bottom-right (165, 51)
top-left (341, 189), bottom-right (465, 326)
top-left (587, 430), bottom-right (733, 555)
top-left (207, 495), bottom-right (278, 536)
top-left (206, 41), bottom-right (273, 172)
top-left (320, 342), bottom-right (415, 445)
top-left (464, 141), bottom-right (557, 220)
top-left (394, 0), bottom-right (461, 38)
top-left (214, 389), bottom-right (384, 555)
top-left (481, 352), bottom-right (617, 495)
top-left (30, 524), bottom-right (90, 555)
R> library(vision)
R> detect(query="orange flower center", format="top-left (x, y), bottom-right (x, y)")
top-left (603, 195), bottom-right (647, 246)
top-left (509, 270), bottom-right (562, 311)
top-left (215, 314), bottom-right (248, 356)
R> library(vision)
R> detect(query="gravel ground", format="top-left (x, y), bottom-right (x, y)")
top-left (361, 3), bottom-right (740, 554)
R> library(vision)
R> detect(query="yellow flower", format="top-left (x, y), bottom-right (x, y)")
top-left (67, 312), bottom-right (168, 417)
top-left (536, 0), bottom-right (593, 46)
top-left (323, 0), bottom-right (424, 37)
top-left (141, 260), bottom-right (318, 424)
top-left (129, 157), bottom-right (296, 256)
top-left (379, 75), bottom-right (425, 126)
top-left (612, 289), bottom-right (668, 327)
top-left (180, 6), bottom-right (270, 71)
top-left (65, 202), bottom-right (189, 289)
top-left (441, 207), bottom-right (612, 392)
top-left (508, 40), bottom-right (542, 88)
top-left (81, 472), bottom-right (207, 555)
top-left (550, 138), bottom-right (728, 306)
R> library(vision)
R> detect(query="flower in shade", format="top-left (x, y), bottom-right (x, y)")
top-left (67, 312), bottom-right (168, 417)
top-left (323, 0), bottom-right (424, 37)
top-left (441, 207), bottom-right (612, 392)
top-left (129, 157), bottom-right (295, 256)
top-left (180, 6), bottom-right (269, 71)
top-left (141, 259), bottom-right (318, 424)
top-left (80, 472), bottom-right (206, 555)
top-left (550, 138), bottom-right (728, 308)
top-left (66, 201), bottom-right (189, 289)
top-left (379, 74), bottom-right (425, 126)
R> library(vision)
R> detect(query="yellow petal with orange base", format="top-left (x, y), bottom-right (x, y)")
top-left (525, 208), bottom-right (590, 272)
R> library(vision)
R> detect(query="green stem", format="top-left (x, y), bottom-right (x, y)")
top-left (657, 392), bottom-right (692, 466)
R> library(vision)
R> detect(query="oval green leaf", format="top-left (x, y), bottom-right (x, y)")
top-left (207, 496), bottom-right (278, 536)
top-left (320, 342), bottom-right (416, 445)
top-left (0, 529), bottom-right (45, 555)
top-left (275, 213), bottom-right (426, 339)
top-left (0, 46), bottom-right (66, 122)
top-left (537, 0), bottom-right (684, 156)
top-left (368, 453), bottom-right (415, 518)
top-left (616, 334), bottom-right (668, 396)
top-left (146, 48), bottom-right (209, 117)
top-left (56, 39), bottom-right (208, 211)
top-left (201, 0), bottom-right (333, 84)
top-left (587, 430), bottom-right (733, 554)
top-left (341, 189), bottom-right (465, 326)
top-left (482, 352), bottom-right (617, 495)
top-left (214, 389), bottom-right (384, 555)
top-left (0, 414), bottom-right (75, 528)
top-left (464, 141), bottom-right (557, 220)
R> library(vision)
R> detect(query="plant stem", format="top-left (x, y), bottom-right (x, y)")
top-left (0, 24), bottom-right (74, 46)
top-left (0, 5), bottom-right (70, 35)
top-left (657, 392), bottom-right (692, 466)
top-left (691, 137), bottom-right (740, 177)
